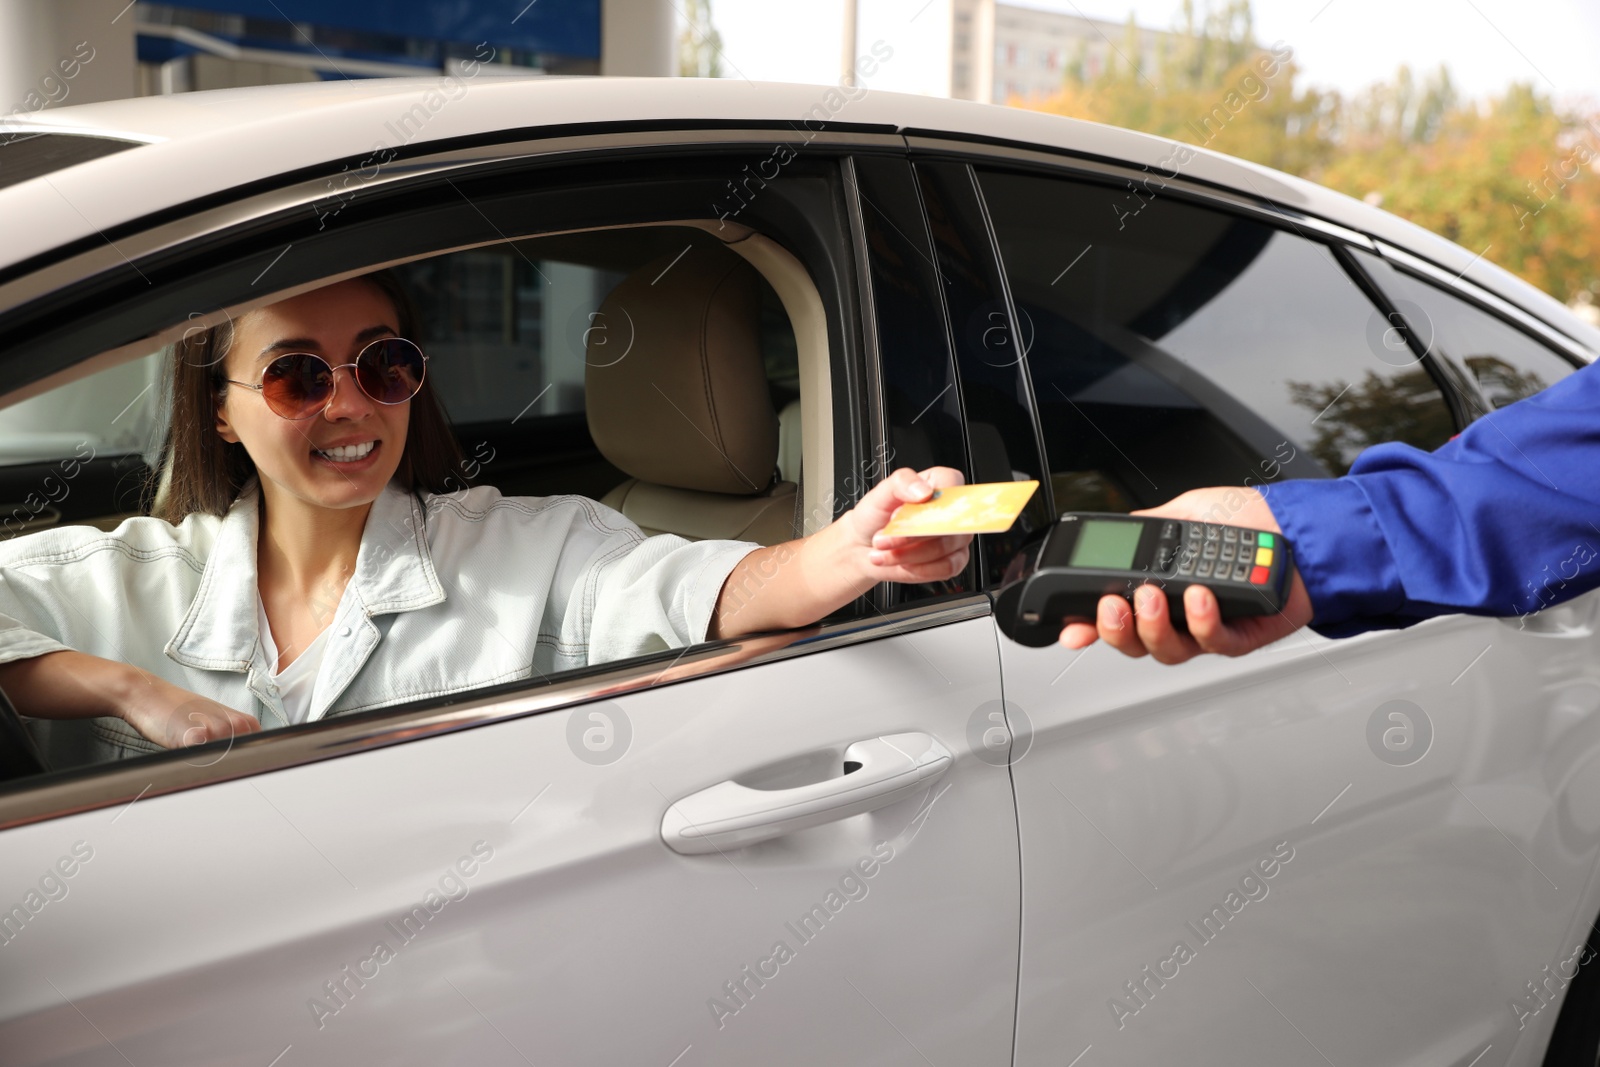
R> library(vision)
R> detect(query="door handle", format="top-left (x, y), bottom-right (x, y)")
top-left (662, 732), bottom-right (953, 855)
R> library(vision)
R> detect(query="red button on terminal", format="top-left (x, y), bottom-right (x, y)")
top-left (1249, 565), bottom-right (1270, 585)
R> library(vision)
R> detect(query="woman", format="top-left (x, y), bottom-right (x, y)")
top-left (0, 271), bottom-right (971, 757)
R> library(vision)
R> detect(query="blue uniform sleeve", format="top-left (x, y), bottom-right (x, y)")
top-left (1262, 359), bottom-right (1600, 637)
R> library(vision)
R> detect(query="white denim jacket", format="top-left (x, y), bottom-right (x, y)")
top-left (0, 477), bottom-right (757, 759)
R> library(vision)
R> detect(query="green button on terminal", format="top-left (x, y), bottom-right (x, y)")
top-left (1257, 531), bottom-right (1273, 547)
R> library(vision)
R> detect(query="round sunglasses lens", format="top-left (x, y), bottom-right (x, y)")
top-left (356, 339), bottom-right (425, 404)
top-left (261, 354), bottom-right (333, 419)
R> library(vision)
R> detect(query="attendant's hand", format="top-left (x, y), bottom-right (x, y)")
top-left (845, 466), bottom-right (973, 584)
top-left (119, 674), bottom-right (261, 749)
top-left (1057, 487), bottom-right (1315, 663)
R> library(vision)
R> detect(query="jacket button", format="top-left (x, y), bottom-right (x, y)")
top-left (339, 626), bottom-right (352, 637)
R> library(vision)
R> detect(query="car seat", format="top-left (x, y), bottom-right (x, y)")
top-left (585, 244), bottom-right (799, 546)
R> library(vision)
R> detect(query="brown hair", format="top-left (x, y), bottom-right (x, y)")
top-left (148, 269), bottom-right (465, 523)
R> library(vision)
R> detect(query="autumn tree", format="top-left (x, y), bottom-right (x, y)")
top-left (678, 0), bottom-right (724, 79)
top-left (1288, 370), bottom-right (1456, 475)
top-left (1317, 82), bottom-right (1600, 302)
top-left (1020, 0), bottom-right (1338, 175)
top-left (1016, 0), bottom-right (1600, 302)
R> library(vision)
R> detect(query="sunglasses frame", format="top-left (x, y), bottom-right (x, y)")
top-left (223, 336), bottom-right (429, 420)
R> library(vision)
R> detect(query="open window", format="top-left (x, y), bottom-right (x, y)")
top-left (0, 149), bottom-right (864, 779)
top-left (355, 224), bottom-right (815, 543)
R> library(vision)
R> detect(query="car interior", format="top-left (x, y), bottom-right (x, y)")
top-left (0, 217), bottom-right (838, 773)
top-left (0, 222), bottom-right (829, 543)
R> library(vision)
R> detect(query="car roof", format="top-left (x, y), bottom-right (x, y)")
top-left (3, 76), bottom-right (1594, 354)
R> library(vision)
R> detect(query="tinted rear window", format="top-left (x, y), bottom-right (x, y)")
top-left (976, 168), bottom-right (1458, 502)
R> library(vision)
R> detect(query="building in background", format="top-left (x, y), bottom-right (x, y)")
top-left (949, 0), bottom-right (1170, 104)
top-left (132, 1), bottom-right (601, 94)
top-left (0, 0), bottom-right (675, 114)
top-left (0, 0), bottom-right (676, 437)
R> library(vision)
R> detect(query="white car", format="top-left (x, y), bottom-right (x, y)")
top-left (1, 75), bottom-right (1599, 1066)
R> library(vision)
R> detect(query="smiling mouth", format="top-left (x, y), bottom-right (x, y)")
top-left (313, 440), bottom-right (378, 463)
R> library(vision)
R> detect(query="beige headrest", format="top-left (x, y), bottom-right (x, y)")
top-left (586, 245), bottom-right (778, 496)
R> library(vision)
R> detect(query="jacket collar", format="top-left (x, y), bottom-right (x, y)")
top-left (165, 477), bottom-right (446, 672)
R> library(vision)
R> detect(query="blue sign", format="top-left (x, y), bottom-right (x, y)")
top-left (153, 1), bottom-right (600, 59)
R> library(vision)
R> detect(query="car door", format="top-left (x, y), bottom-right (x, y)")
top-left (928, 155), bottom-right (1600, 1066)
top-left (0, 131), bottom-right (1020, 1066)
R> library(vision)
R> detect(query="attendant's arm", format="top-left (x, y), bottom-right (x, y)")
top-left (0, 650), bottom-right (258, 749)
top-left (708, 467), bottom-right (972, 640)
top-left (1062, 358), bottom-right (1600, 661)
top-left (1263, 358), bottom-right (1600, 635)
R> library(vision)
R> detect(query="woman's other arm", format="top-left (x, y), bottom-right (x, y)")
top-left (0, 650), bottom-right (259, 749)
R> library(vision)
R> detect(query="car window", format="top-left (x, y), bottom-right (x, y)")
top-left (1349, 248), bottom-right (1577, 416)
top-left (849, 156), bottom-right (984, 606)
top-left (975, 169), bottom-right (1457, 511)
top-left (0, 351), bottom-right (165, 467)
top-left (912, 161), bottom-right (1055, 590)
top-left (0, 231), bottom-right (802, 538)
top-left (0, 167), bottom-right (843, 782)
top-left (397, 230), bottom-right (800, 430)
top-left (390, 229), bottom-right (800, 510)
top-left (11, 228), bottom-right (808, 769)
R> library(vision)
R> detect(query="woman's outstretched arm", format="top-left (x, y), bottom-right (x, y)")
top-left (708, 466), bottom-right (973, 640)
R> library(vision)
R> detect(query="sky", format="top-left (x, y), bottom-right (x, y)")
top-left (706, 0), bottom-right (1600, 109)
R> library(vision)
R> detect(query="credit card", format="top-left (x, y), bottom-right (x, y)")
top-left (881, 480), bottom-right (1039, 537)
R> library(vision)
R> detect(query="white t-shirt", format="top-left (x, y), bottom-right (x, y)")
top-left (256, 592), bottom-right (339, 725)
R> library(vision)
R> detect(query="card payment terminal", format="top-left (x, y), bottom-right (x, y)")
top-left (993, 512), bottom-right (1296, 647)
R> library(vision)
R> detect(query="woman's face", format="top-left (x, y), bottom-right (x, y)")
top-left (215, 279), bottom-right (411, 513)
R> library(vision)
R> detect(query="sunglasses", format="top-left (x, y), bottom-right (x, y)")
top-left (224, 337), bottom-right (428, 420)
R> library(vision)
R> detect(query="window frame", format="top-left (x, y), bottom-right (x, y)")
top-left (843, 152), bottom-right (988, 608)
top-left (910, 159), bottom-right (1056, 591)
top-left (0, 127), bottom-right (998, 826)
top-left (1375, 239), bottom-right (1594, 371)
top-left (1329, 242), bottom-right (1477, 432)
top-left (1344, 244), bottom-right (1587, 422)
top-left (904, 131), bottom-right (1586, 372)
top-left (923, 144), bottom-right (1479, 524)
